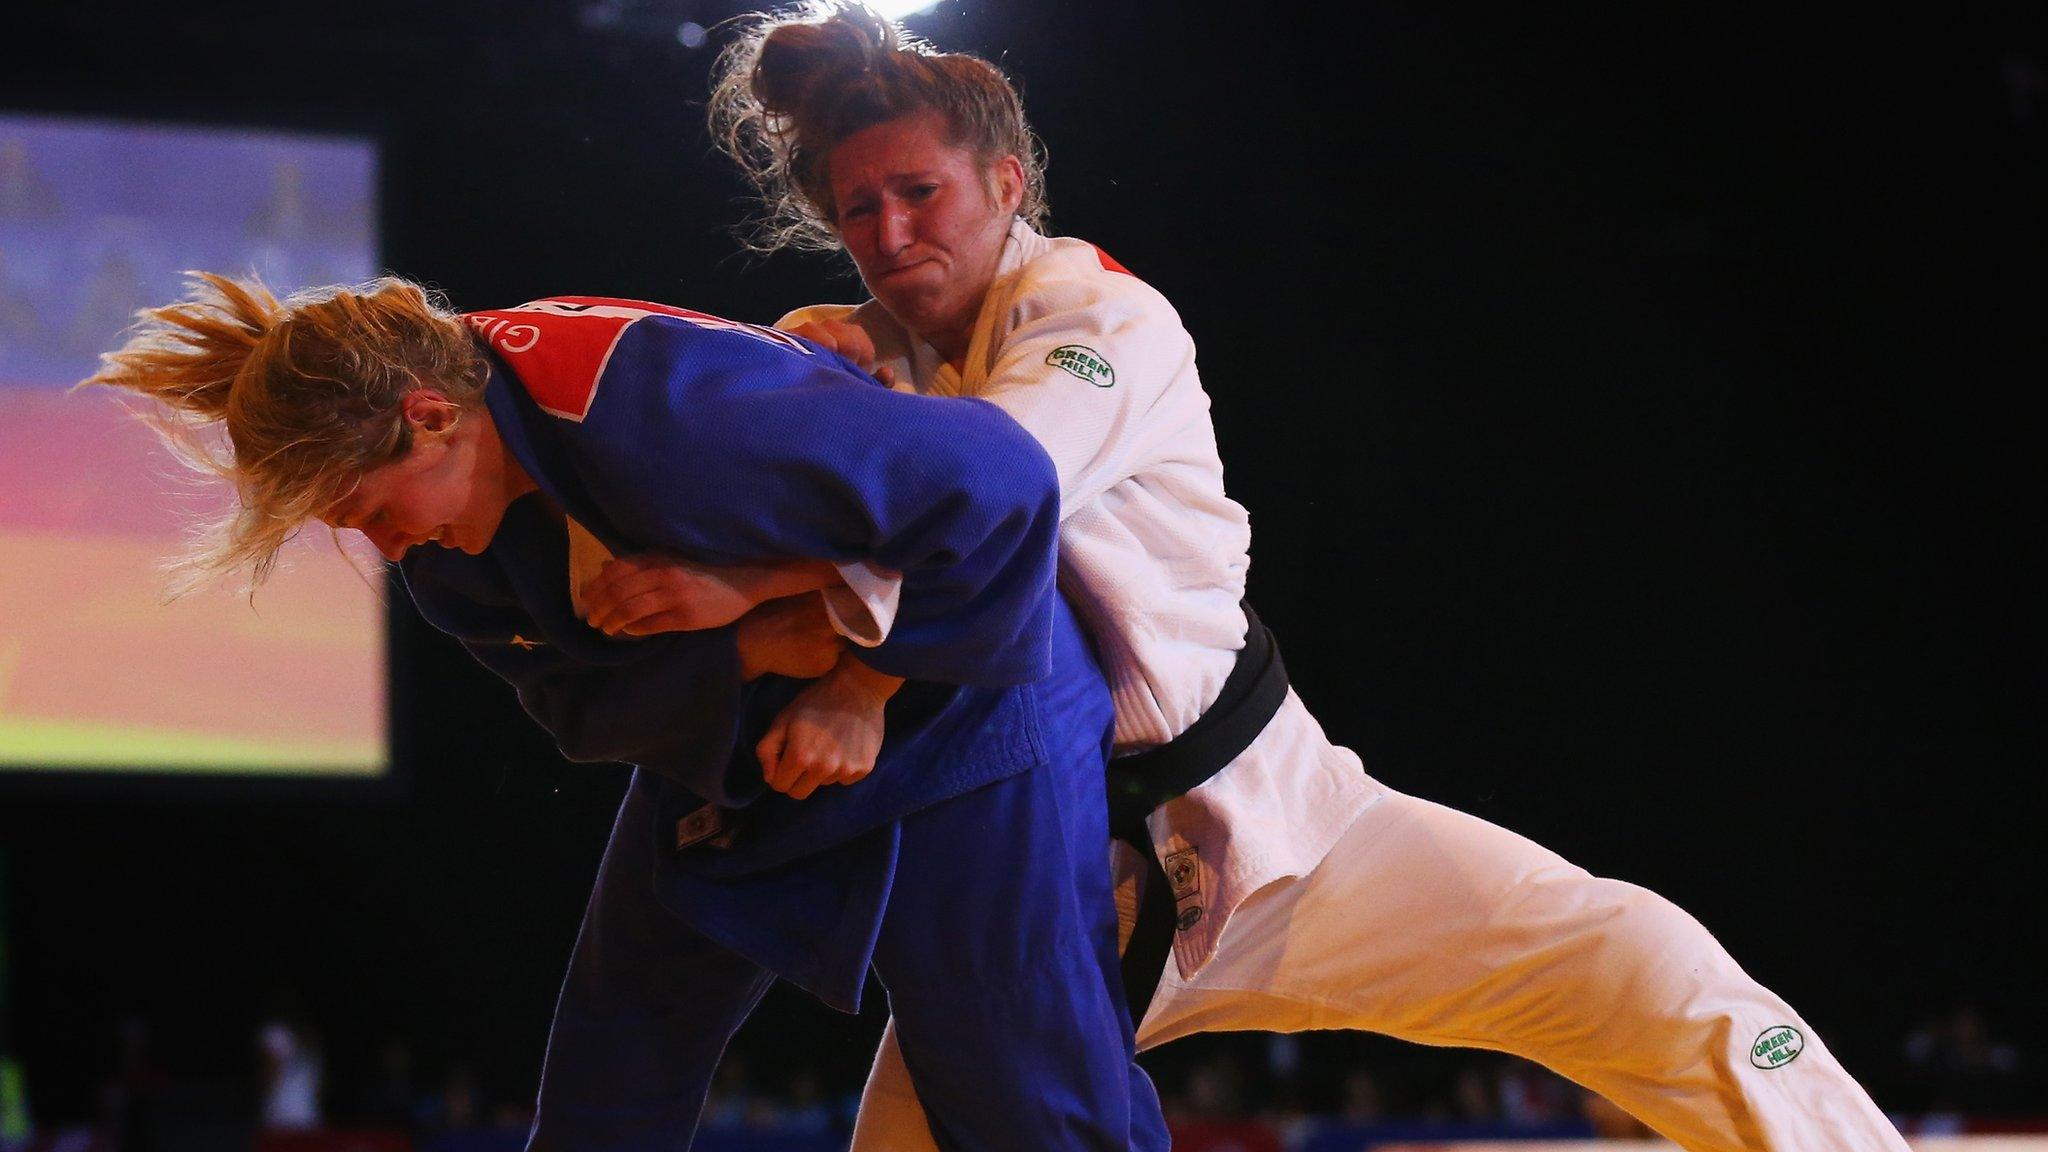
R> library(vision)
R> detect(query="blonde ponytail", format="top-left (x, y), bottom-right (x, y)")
top-left (83, 273), bottom-right (485, 588)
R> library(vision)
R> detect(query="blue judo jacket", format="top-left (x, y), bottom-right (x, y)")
top-left (400, 297), bottom-right (1087, 1010)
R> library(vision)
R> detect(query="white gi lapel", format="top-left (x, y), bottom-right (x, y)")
top-left (954, 220), bottom-right (1040, 399)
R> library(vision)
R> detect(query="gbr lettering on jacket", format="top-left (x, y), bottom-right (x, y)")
top-left (464, 297), bottom-right (813, 422)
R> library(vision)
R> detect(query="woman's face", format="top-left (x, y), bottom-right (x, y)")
top-left (323, 392), bottom-right (512, 561)
top-left (827, 110), bottom-right (1023, 345)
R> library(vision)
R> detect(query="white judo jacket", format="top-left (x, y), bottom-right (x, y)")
top-left (783, 221), bottom-right (1381, 976)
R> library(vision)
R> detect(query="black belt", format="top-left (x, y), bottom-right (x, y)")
top-left (1111, 602), bottom-right (1289, 1026)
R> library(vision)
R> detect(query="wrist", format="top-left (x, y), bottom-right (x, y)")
top-left (830, 650), bottom-right (904, 705)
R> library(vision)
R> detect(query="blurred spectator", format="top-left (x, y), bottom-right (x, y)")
top-left (488, 1099), bottom-right (533, 1134)
top-left (1256, 1035), bottom-right (1308, 1125)
top-left (1902, 1005), bottom-right (2026, 1112)
top-left (1178, 1054), bottom-right (1248, 1120)
top-left (1336, 1068), bottom-right (1385, 1123)
top-left (256, 1007), bottom-right (323, 1131)
top-left (700, 1056), bottom-right (757, 1131)
top-left (773, 1071), bottom-right (834, 1135)
top-left (1583, 1090), bottom-right (1660, 1139)
top-left (364, 1039), bottom-right (427, 1130)
top-left (97, 1016), bottom-right (166, 1152)
top-left (1499, 1058), bottom-right (1576, 1124)
top-left (430, 1064), bottom-right (482, 1132)
top-left (1, 1010), bottom-right (30, 1152)
top-left (1449, 1064), bottom-right (1499, 1122)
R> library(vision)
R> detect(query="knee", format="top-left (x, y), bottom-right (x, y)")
top-left (1543, 877), bottom-right (1761, 1033)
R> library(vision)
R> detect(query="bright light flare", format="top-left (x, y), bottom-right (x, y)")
top-left (870, 0), bottom-right (942, 19)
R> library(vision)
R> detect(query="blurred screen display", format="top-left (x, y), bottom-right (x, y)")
top-left (0, 114), bottom-right (385, 776)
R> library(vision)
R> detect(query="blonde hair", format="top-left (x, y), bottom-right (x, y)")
top-left (83, 272), bottom-right (485, 588)
top-left (708, 1), bottom-right (1048, 254)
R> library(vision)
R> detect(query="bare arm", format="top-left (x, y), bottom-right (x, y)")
top-left (582, 556), bottom-right (841, 636)
top-left (732, 593), bottom-right (844, 682)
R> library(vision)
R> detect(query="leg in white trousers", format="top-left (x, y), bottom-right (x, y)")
top-left (851, 787), bottom-right (1907, 1152)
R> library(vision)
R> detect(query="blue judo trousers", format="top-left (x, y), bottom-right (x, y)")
top-left (399, 298), bottom-right (1167, 1152)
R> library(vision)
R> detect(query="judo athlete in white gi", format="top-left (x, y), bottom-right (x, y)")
top-left (85, 277), bottom-right (1168, 1152)
top-left (587, 7), bottom-right (1916, 1150)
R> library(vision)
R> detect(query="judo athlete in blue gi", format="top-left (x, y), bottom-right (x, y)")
top-left (85, 279), bottom-right (1168, 1152)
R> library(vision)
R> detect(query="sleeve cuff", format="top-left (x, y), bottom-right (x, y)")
top-left (821, 561), bottom-right (902, 648)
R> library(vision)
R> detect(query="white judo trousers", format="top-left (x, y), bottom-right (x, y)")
top-left (851, 779), bottom-right (1909, 1152)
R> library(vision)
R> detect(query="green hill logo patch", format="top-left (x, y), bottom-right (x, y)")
top-left (1047, 345), bottom-right (1115, 387)
top-left (1750, 1025), bottom-right (1804, 1069)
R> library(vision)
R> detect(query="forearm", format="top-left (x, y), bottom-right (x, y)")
top-left (739, 558), bottom-right (843, 602)
top-left (735, 594), bottom-right (841, 683)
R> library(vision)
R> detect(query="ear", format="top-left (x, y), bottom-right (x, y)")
top-left (400, 389), bottom-right (463, 434)
top-left (992, 154), bottom-right (1025, 215)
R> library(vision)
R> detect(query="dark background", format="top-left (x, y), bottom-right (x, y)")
top-left (2, 0), bottom-right (2042, 1127)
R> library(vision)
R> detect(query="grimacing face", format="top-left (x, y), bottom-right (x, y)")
top-left (321, 391), bottom-right (510, 561)
top-left (826, 110), bottom-right (1024, 350)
